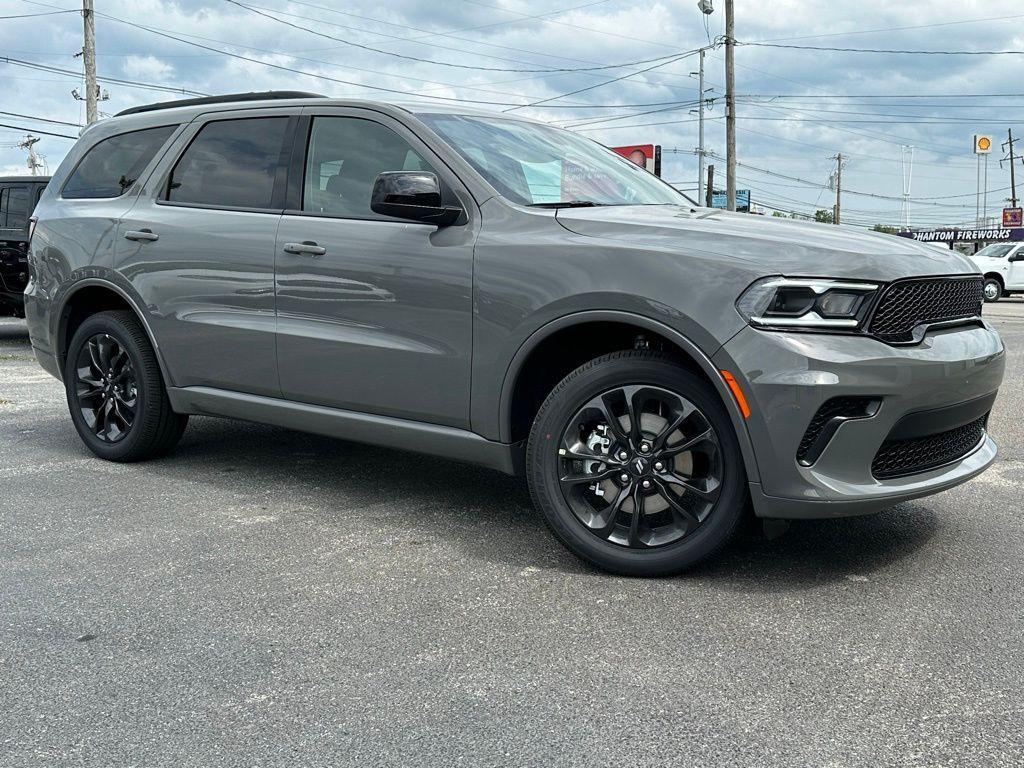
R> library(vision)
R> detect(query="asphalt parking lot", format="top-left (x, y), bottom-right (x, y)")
top-left (2, 305), bottom-right (1023, 768)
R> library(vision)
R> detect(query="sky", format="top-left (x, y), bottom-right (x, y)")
top-left (2, 0), bottom-right (1023, 228)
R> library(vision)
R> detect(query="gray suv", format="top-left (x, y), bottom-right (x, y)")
top-left (25, 92), bottom-right (1004, 575)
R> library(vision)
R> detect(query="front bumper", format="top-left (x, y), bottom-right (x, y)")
top-left (717, 321), bottom-right (1005, 519)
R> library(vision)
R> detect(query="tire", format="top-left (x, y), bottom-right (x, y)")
top-left (526, 350), bottom-right (747, 576)
top-left (983, 277), bottom-right (1002, 303)
top-left (64, 310), bottom-right (188, 462)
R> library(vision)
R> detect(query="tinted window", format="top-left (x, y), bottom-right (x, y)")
top-left (303, 117), bottom-right (435, 218)
top-left (0, 186), bottom-right (30, 230)
top-left (62, 125), bottom-right (176, 199)
top-left (168, 118), bottom-right (288, 209)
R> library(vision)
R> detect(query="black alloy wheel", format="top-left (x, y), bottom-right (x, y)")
top-left (64, 310), bottom-right (188, 461)
top-left (556, 384), bottom-right (722, 549)
top-left (527, 350), bottom-right (747, 576)
top-left (73, 333), bottom-right (138, 443)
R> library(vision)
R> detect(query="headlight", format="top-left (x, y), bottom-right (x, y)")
top-left (736, 277), bottom-right (879, 330)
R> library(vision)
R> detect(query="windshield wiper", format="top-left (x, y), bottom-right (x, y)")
top-left (527, 200), bottom-right (606, 209)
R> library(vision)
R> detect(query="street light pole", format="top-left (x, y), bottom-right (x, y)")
top-left (725, 0), bottom-right (736, 212)
top-left (697, 49), bottom-right (706, 204)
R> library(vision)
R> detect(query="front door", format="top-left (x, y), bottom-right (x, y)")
top-left (1006, 244), bottom-right (1024, 289)
top-left (274, 109), bottom-right (476, 428)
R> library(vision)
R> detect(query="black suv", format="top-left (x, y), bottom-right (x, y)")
top-left (1, 175), bottom-right (49, 317)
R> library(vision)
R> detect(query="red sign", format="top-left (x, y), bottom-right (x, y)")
top-left (1003, 207), bottom-right (1023, 228)
top-left (612, 144), bottom-right (662, 176)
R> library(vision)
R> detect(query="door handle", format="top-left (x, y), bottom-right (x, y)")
top-left (283, 241), bottom-right (326, 257)
top-left (124, 229), bottom-right (159, 242)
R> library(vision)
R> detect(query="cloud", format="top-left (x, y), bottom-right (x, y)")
top-left (121, 55), bottom-right (174, 80)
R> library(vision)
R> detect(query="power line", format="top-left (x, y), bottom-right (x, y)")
top-left (0, 56), bottom-right (209, 96)
top-left (0, 9), bottom-right (77, 18)
top-left (506, 51), bottom-right (701, 111)
top-left (0, 111), bottom-right (82, 127)
top-left (754, 13), bottom-right (1024, 43)
top-left (740, 41), bottom-right (1024, 56)
top-left (0, 123), bottom-right (77, 139)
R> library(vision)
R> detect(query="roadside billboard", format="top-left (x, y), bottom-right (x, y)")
top-left (1002, 207), bottom-right (1022, 228)
top-left (710, 189), bottom-right (751, 212)
top-left (612, 144), bottom-right (662, 176)
top-left (897, 227), bottom-right (1024, 243)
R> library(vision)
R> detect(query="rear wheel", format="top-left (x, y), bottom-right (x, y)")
top-left (983, 277), bottom-right (1002, 303)
top-left (64, 310), bottom-right (188, 461)
top-left (526, 351), bottom-right (747, 576)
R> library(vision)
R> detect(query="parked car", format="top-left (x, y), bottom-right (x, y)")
top-left (0, 175), bottom-right (49, 316)
top-left (24, 93), bottom-right (1004, 575)
top-left (970, 241), bottom-right (1024, 302)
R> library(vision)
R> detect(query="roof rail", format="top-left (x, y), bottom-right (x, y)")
top-left (115, 91), bottom-right (325, 117)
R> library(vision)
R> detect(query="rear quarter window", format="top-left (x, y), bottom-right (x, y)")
top-left (62, 125), bottom-right (177, 199)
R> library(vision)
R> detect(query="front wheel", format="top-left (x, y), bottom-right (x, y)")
top-left (64, 310), bottom-right (188, 461)
top-left (526, 351), bottom-right (748, 576)
top-left (983, 278), bottom-right (1002, 303)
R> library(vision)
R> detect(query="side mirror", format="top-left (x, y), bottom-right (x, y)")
top-left (371, 171), bottom-right (462, 226)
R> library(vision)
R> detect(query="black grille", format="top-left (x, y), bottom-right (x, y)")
top-left (871, 414), bottom-right (988, 479)
top-left (868, 276), bottom-right (983, 343)
top-left (797, 397), bottom-right (878, 465)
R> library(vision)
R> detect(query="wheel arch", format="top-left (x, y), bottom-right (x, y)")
top-left (498, 311), bottom-right (760, 483)
top-left (983, 272), bottom-right (1005, 286)
top-left (55, 278), bottom-right (170, 384)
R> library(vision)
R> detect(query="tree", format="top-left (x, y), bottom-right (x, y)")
top-left (814, 209), bottom-right (834, 224)
top-left (872, 224), bottom-right (899, 234)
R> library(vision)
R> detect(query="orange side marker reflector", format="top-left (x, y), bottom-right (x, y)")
top-left (720, 370), bottom-right (751, 419)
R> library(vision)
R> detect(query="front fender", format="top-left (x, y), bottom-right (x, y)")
top-left (486, 309), bottom-right (760, 484)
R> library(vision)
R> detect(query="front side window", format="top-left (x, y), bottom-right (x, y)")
top-left (974, 243), bottom-right (1015, 259)
top-left (302, 117), bottom-right (435, 218)
top-left (417, 113), bottom-right (691, 207)
top-left (62, 125), bottom-right (176, 199)
top-left (167, 117), bottom-right (289, 209)
top-left (0, 186), bottom-right (30, 230)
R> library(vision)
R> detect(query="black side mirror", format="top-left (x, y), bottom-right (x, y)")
top-left (371, 171), bottom-right (462, 226)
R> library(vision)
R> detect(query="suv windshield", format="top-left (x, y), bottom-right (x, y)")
top-left (974, 243), bottom-right (1016, 259)
top-left (418, 113), bottom-right (692, 208)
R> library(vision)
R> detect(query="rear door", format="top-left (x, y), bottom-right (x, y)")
top-left (1007, 244), bottom-right (1024, 289)
top-left (116, 110), bottom-right (296, 396)
top-left (273, 107), bottom-right (477, 427)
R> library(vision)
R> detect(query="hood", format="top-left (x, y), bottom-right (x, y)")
top-left (555, 205), bottom-right (979, 282)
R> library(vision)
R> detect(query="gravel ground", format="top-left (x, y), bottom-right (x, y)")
top-left (1, 305), bottom-right (1022, 768)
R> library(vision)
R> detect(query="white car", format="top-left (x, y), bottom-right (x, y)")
top-left (970, 242), bottom-right (1024, 302)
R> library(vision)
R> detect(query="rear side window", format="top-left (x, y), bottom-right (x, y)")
top-left (167, 117), bottom-right (288, 210)
top-left (0, 185), bottom-right (30, 230)
top-left (62, 125), bottom-right (176, 199)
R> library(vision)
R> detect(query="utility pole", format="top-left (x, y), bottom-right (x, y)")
top-left (1004, 129), bottom-right (1018, 208)
top-left (832, 153), bottom-right (843, 225)
top-left (82, 0), bottom-right (98, 124)
top-left (706, 165), bottom-right (715, 208)
top-left (17, 135), bottom-right (44, 176)
top-left (696, 49), bottom-right (707, 203)
top-left (724, 0), bottom-right (736, 212)
top-left (900, 145), bottom-right (914, 228)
